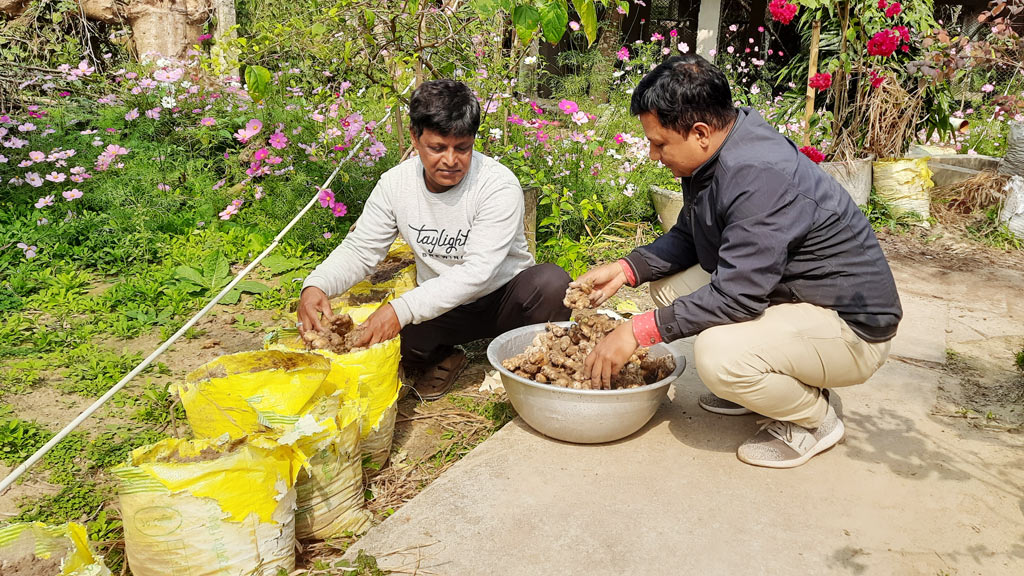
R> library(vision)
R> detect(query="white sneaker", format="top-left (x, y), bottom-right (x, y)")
top-left (736, 390), bottom-right (845, 469)
top-left (697, 392), bottom-right (754, 415)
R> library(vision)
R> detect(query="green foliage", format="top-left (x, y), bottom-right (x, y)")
top-left (0, 416), bottom-right (51, 466)
top-left (173, 250), bottom-right (271, 305)
top-left (60, 345), bottom-right (145, 397)
top-left (15, 480), bottom-right (109, 524)
top-left (86, 428), bottom-right (168, 470)
top-left (449, 395), bottom-right (517, 430)
top-left (861, 193), bottom-right (925, 233)
top-left (1015, 348), bottom-right (1024, 373)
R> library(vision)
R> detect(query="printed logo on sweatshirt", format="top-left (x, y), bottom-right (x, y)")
top-left (408, 224), bottom-right (470, 260)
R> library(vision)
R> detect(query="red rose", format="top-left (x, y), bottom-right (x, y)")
top-left (768, 0), bottom-right (799, 25)
top-left (885, 2), bottom-right (902, 18)
top-left (808, 72), bottom-right (833, 91)
top-left (800, 146), bottom-right (826, 164)
top-left (867, 29), bottom-right (900, 57)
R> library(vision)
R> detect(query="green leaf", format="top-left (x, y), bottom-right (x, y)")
top-left (512, 4), bottom-right (541, 44)
top-left (573, 0), bottom-right (598, 46)
top-left (220, 290), bottom-right (242, 305)
top-left (472, 0), bottom-right (500, 17)
top-left (261, 254), bottom-right (304, 275)
top-left (363, 8), bottom-right (376, 28)
top-left (202, 251), bottom-right (230, 287)
top-left (234, 280), bottom-right (271, 294)
top-left (243, 65), bottom-right (271, 103)
top-left (539, 0), bottom-right (569, 44)
top-left (310, 22), bottom-right (326, 36)
top-left (407, 0), bottom-right (420, 14)
top-left (173, 265), bottom-right (206, 288)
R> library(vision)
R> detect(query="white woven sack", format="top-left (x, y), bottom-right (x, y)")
top-left (999, 176), bottom-right (1024, 240)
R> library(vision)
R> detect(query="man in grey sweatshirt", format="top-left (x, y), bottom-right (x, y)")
top-left (298, 80), bottom-right (571, 399)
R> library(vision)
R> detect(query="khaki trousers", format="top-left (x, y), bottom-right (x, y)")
top-left (651, 266), bottom-right (891, 428)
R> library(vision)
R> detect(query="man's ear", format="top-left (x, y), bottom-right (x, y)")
top-left (691, 122), bottom-right (712, 147)
top-left (409, 128), bottom-right (418, 146)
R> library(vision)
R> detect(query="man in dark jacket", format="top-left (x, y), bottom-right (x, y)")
top-left (578, 54), bottom-right (902, 468)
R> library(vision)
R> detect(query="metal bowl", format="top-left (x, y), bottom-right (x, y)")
top-left (486, 322), bottom-right (686, 444)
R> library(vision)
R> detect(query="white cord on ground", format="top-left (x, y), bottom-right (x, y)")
top-left (0, 81), bottom-right (414, 494)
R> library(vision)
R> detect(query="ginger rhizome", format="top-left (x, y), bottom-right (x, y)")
top-left (301, 314), bottom-right (365, 354)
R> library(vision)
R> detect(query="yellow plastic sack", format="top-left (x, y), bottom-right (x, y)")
top-left (0, 522), bottom-right (111, 576)
top-left (113, 436), bottom-right (302, 576)
top-left (271, 304), bottom-right (400, 468)
top-left (173, 350), bottom-right (334, 438)
top-left (176, 350), bottom-right (370, 539)
top-left (285, 405), bottom-right (371, 538)
top-left (873, 158), bottom-right (933, 222)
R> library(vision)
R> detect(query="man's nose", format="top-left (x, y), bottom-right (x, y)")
top-left (443, 148), bottom-right (457, 166)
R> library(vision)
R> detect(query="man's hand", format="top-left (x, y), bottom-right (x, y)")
top-left (584, 321), bottom-right (639, 390)
top-left (354, 302), bottom-right (401, 347)
top-left (573, 261), bottom-right (628, 308)
top-left (297, 286), bottom-right (334, 334)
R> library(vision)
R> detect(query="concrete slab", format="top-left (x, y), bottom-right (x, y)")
top-left (889, 294), bottom-right (948, 364)
top-left (345, 360), bottom-right (1024, 575)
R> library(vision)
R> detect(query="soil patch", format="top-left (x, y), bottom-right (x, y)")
top-left (1, 554), bottom-right (63, 576)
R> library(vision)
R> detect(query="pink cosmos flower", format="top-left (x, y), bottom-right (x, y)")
top-left (146, 107), bottom-right (162, 119)
top-left (268, 131), bottom-right (288, 149)
top-left (25, 172), bottom-right (43, 187)
top-left (63, 189), bottom-right (83, 200)
top-left (558, 99), bottom-right (579, 114)
top-left (18, 123), bottom-right (36, 132)
top-left (254, 147), bottom-right (270, 161)
top-left (569, 21), bottom-right (580, 31)
top-left (529, 101), bottom-right (544, 115)
top-left (616, 47), bottom-right (630, 61)
top-left (18, 160), bottom-right (33, 168)
top-left (571, 111), bottom-right (589, 125)
top-left (200, 117), bottom-right (216, 126)
top-left (125, 108), bottom-right (139, 121)
top-left (331, 202), bottom-right (348, 217)
top-left (323, 232), bottom-right (332, 239)
top-left (318, 187), bottom-right (335, 208)
top-left (45, 172), bottom-right (66, 183)
top-left (157, 183), bottom-right (171, 191)
top-left (678, 42), bottom-right (690, 53)
top-left (669, 29), bottom-right (678, 38)
top-left (614, 133), bottom-right (625, 144)
top-left (981, 84), bottom-right (995, 93)
top-left (29, 151), bottom-right (45, 162)
top-left (651, 33), bottom-right (664, 41)
top-left (105, 144), bottom-right (129, 156)
top-left (35, 195), bottom-right (55, 208)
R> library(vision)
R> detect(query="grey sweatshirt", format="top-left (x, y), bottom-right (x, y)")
top-left (303, 151), bottom-right (534, 327)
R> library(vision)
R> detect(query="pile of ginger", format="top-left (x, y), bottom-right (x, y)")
top-left (501, 281), bottom-right (675, 390)
top-left (300, 314), bottom-right (366, 354)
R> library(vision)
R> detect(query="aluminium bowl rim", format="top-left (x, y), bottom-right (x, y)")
top-left (486, 321), bottom-right (685, 397)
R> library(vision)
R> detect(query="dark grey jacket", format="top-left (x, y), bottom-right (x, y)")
top-left (623, 108), bottom-right (902, 343)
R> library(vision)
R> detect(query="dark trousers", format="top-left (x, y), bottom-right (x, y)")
top-left (400, 263), bottom-right (572, 368)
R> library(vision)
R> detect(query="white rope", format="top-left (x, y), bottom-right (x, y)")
top-left (0, 81), bottom-right (414, 494)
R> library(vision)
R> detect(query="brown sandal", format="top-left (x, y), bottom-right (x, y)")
top-left (413, 350), bottom-right (468, 401)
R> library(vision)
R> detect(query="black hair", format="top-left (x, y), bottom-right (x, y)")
top-left (408, 79), bottom-right (481, 138)
top-left (630, 54), bottom-right (738, 135)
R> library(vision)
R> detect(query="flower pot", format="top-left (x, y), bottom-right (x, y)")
top-left (820, 156), bottom-right (873, 207)
top-left (649, 184), bottom-right (684, 233)
top-left (873, 158), bottom-right (934, 222)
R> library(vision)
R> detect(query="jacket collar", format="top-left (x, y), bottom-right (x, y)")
top-left (683, 107), bottom-right (748, 195)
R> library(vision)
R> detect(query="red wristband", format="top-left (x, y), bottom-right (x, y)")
top-left (618, 259), bottom-right (637, 287)
top-left (632, 310), bottom-right (662, 346)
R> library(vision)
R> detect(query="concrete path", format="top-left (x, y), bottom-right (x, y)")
top-left (345, 293), bottom-right (1024, 575)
